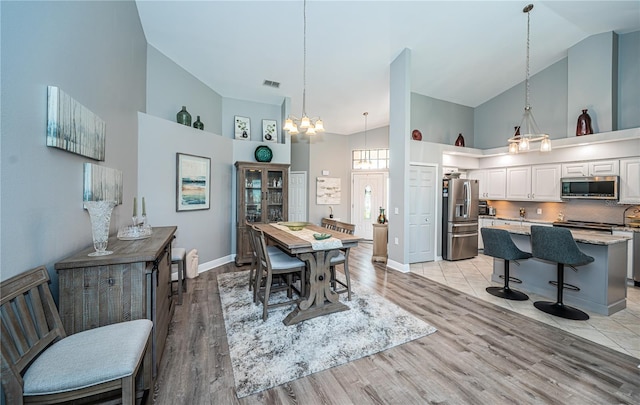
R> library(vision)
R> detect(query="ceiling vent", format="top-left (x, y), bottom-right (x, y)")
top-left (263, 80), bottom-right (280, 88)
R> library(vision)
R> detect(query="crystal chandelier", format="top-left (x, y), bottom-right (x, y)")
top-left (355, 112), bottom-right (372, 170)
top-left (508, 4), bottom-right (551, 154)
top-left (283, 0), bottom-right (324, 135)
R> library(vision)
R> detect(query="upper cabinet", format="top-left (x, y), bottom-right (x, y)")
top-left (619, 157), bottom-right (640, 204)
top-left (561, 159), bottom-right (619, 177)
top-left (506, 164), bottom-right (562, 202)
top-left (469, 168), bottom-right (506, 200)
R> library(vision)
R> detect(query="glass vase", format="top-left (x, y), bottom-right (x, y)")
top-left (84, 201), bottom-right (116, 256)
top-left (176, 106), bottom-right (192, 126)
top-left (576, 109), bottom-right (593, 136)
top-left (193, 115), bottom-right (204, 130)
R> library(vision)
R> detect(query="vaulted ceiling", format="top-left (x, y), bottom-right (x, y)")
top-left (136, 1), bottom-right (640, 135)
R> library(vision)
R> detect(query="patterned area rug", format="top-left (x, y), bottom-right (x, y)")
top-left (217, 270), bottom-right (437, 398)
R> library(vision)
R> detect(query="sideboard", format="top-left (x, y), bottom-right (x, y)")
top-left (55, 226), bottom-right (177, 377)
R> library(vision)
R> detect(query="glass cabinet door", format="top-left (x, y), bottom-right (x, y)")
top-left (244, 168), bottom-right (263, 223)
top-left (266, 170), bottom-right (284, 222)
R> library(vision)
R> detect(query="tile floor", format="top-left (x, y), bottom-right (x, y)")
top-left (410, 254), bottom-right (640, 359)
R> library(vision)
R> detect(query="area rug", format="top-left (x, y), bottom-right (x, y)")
top-left (217, 270), bottom-right (437, 398)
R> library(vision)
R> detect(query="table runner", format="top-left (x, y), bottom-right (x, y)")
top-left (271, 224), bottom-right (343, 250)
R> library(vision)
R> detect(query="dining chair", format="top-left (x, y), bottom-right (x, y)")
top-left (246, 221), bottom-right (287, 299)
top-left (1, 266), bottom-right (153, 404)
top-left (321, 217), bottom-right (337, 230)
top-left (253, 227), bottom-right (307, 321)
top-left (330, 221), bottom-right (356, 300)
top-left (530, 225), bottom-right (594, 320)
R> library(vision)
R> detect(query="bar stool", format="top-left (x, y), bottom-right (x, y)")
top-left (481, 228), bottom-right (531, 301)
top-left (171, 247), bottom-right (187, 305)
top-left (530, 226), bottom-right (594, 320)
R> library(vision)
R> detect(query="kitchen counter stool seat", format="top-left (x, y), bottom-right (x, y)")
top-left (530, 226), bottom-right (594, 320)
top-left (481, 227), bottom-right (531, 301)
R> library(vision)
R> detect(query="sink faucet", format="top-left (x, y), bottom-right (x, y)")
top-left (519, 208), bottom-right (526, 225)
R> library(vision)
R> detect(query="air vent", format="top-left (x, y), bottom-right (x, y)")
top-left (263, 80), bottom-right (280, 88)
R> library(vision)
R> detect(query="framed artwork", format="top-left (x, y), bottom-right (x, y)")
top-left (234, 116), bottom-right (251, 140)
top-left (83, 163), bottom-right (123, 204)
top-left (47, 86), bottom-right (106, 161)
top-left (176, 153), bottom-right (211, 211)
top-left (262, 119), bottom-right (277, 143)
top-left (316, 177), bottom-right (341, 204)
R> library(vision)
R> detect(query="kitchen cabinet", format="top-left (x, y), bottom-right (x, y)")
top-left (612, 230), bottom-right (634, 280)
top-left (235, 161), bottom-right (290, 265)
top-left (469, 168), bottom-right (506, 199)
top-left (619, 157), bottom-right (640, 204)
top-left (55, 226), bottom-right (177, 378)
top-left (561, 159), bottom-right (619, 177)
top-left (506, 164), bottom-right (562, 201)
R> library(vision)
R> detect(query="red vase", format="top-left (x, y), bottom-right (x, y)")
top-left (454, 133), bottom-right (465, 147)
top-left (576, 109), bottom-right (593, 136)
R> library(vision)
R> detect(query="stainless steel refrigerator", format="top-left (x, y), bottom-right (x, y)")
top-left (442, 178), bottom-right (479, 260)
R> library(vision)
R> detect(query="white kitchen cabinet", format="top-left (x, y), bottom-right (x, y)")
top-left (619, 157), bottom-right (640, 204)
top-left (531, 164), bottom-right (562, 201)
top-left (561, 159), bottom-right (619, 177)
top-left (506, 166), bottom-right (531, 200)
top-left (505, 164), bottom-right (562, 201)
top-left (469, 169), bottom-right (506, 200)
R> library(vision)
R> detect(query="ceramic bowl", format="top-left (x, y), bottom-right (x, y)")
top-left (279, 222), bottom-right (309, 231)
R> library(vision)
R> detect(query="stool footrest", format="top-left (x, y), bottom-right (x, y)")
top-left (548, 281), bottom-right (580, 291)
top-left (498, 275), bottom-right (523, 284)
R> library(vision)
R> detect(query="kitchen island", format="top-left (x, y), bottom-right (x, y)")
top-left (486, 225), bottom-right (631, 315)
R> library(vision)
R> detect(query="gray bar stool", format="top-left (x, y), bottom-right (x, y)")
top-left (530, 226), bottom-right (594, 320)
top-left (481, 228), bottom-right (531, 301)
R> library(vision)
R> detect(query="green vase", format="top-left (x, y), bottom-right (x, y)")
top-left (177, 106), bottom-right (192, 126)
top-left (193, 116), bottom-right (204, 130)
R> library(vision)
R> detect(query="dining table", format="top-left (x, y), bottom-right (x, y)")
top-left (253, 222), bottom-right (361, 325)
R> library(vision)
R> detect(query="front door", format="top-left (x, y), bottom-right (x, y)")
top-left (351, 172), bottom-right (387, 240)
top-left (408, 165), bottom-right (437, 263)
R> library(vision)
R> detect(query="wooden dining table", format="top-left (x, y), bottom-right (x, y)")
top-left (253, 223), bottom-right (361, 325)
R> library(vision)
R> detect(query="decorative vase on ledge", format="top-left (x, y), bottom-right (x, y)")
top-left (193, 116), bottom-right (204, 130)
top-left (576, 109), bottom-right (593, 136)
top-left (84, 201), bottom-right (116, 256)
top-left (454, 133), bottom-right (465, 147)
top-left (176, 106), bottom-right (192, 126)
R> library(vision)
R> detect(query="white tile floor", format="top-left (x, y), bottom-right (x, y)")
top-left (410, 254), bottom-right (640, 359)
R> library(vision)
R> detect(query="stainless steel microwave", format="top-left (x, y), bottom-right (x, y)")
top-left (561, 176), bottom-right (619, 200)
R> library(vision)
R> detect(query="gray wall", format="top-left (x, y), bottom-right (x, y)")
top-left (410, 93), bottom-right (475, 147)
top-left (618, 30), bottom-right (640, 130)
top-left (146, 46), bottom-right (223, 135)
top-left (1, 1), bottom-right (146, 286)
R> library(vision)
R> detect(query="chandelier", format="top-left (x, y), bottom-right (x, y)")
top-left (355, 112), bottom-right (372, 170)
top-left (283, 0), bottom-right (324, 135)
top-left (508, 4), bottom-right (551, 154)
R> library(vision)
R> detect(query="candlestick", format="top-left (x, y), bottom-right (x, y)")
top-left (142, 197), bottom-right (146, 216)
top-left (133, 197), bottom-right (137, 217)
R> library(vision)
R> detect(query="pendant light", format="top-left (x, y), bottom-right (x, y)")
top-left (283, 0), bottom-right (325, 135)
top-left (507, 4), bottom-right (551, 154)
top-left (356, 112), bottom-right (372, 170)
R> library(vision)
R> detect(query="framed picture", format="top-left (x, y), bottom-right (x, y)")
top-left (46, 86), bottom-right (106, 161)
top-left (176, 153), bottom-right (211, 211)
top-left (262, 119), bottom-right (278, 143)
top-left (83, 163), bottom-right (123, 204)
top-left (316, 177), bottom-right (341, 204)
top-left (234, 116), bottom-right (251, 140)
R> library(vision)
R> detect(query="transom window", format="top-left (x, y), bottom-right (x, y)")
top-left (352, 149), bottom-right (389, 170)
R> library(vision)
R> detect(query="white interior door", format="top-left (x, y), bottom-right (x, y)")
top-left (408, 165), bottom-right (437, 263)
top-left (288, 171), bottom-right (307, 222)
top-left (351, 172), bottom-right (387, 240)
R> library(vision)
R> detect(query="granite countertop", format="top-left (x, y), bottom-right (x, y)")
top-left (488, 224), bottom-right (632, 245)
top-left (479, 215), bottom-right (640, 233)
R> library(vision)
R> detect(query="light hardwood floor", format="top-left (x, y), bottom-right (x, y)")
top-left (155, 244), bottom-right (640, 404)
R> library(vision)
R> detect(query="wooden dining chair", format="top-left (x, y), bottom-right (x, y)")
top-left (321, 217), bottom-right (337, 230)
top-left (247, 223), bottom-right (287, 303)
top-left (253, 227), bottom-right (307, 320)
top-left (1, 266), bottom-right (153, 405)
top-left (330, 221), bottom-right (356, 300)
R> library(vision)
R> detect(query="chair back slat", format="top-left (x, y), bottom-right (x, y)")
top-left (321, 218), bottom-right (337, 230)
top-left (334, 221), bottom-right (355, 235)
top-left (1, 266), bottom-right (66, 393)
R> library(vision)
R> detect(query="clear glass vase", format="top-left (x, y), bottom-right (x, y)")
top-left (84, 201), bottom-right (116, 256)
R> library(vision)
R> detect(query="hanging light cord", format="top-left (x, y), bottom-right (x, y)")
top-left (524, 4), bottom-right (531, 110)
top-left (302, 0), bottom-right (307, 117)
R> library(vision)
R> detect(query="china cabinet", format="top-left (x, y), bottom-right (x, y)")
top-left (235, 161), bottom-right (290, 265)
top-left (55, 226), bottom-right (177, 378)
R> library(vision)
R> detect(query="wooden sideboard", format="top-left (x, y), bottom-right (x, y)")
top-left (55, 226), bottom-right (177, 377)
